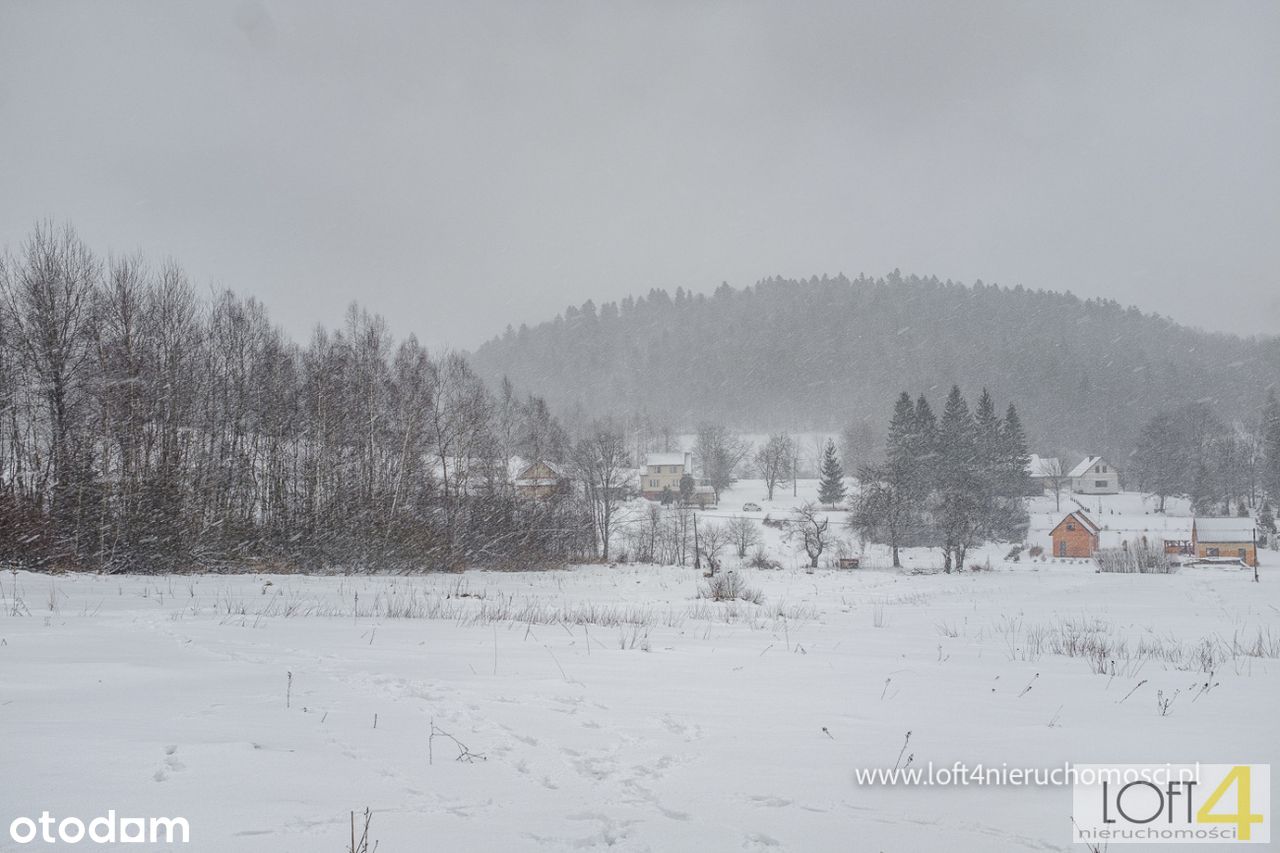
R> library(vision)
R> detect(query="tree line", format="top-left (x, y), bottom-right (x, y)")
top-left (471, 274), bottom-right (1280, 463)
top-left (0, 222), bottom-right (596, 572)
top-left (1132, 396), bottom-right (1280, 528)
top-left (852, 387), bottom-right (1031, 571)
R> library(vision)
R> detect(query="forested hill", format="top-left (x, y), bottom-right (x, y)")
top-left (471, 274), bottom-right (1280, 459)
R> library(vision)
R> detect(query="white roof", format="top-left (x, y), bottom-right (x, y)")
top-left (1068, 456), bottom-right (1106, 478)
top-left (645, 452), bottom-right (688, 468)
top-left (1195, 517), bottom-right (1257, 542)
top-left (1026, 454), bottom-right (1060, 477)
top-left (514, 459), bottom-right (567, 481)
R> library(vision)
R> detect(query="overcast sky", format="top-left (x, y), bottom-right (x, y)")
top-left (2, 2), bottom-right (1277, 347)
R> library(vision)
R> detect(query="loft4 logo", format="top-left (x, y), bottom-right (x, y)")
top-left (1072, 764), bottom-right (1270, 844)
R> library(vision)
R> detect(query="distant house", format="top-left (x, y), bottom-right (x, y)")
top-left (1068, 456), bottom-right (1120, 495)
top-left (1049, 510), bottom-right (1100, 558)
top-left (1025, 454), bottom-right (1062, 494)
top-left (513, 460), bottom-right (571, 499)
top-left (1193, 517), bottom-right (1258, 567)
top-left (642, 452), bottom-right (691, 501)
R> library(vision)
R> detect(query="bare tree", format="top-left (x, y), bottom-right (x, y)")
top-left (697, 520), bottom-right (731, 575)
top-left (0, 222), bottom-right (588, 573)
top-left (850, 462), bottom-right (916, 568)
top-left (785, 501), bottom-right (831, 568)
top-left (0, 221), bottom-right (100, 558)
top-left (571, 422), bottom-right (631, 562)
top-left (753, 432), bottom-right (795, 501)
top-left (726, 515), bottom-right (760, 559)
top-left (693, 422), bottom-right (750, 502)
top-left (1041, 457), bottom-right (1068, 512)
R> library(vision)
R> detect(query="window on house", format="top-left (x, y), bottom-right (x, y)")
top-left (1067, 523), bottom-right (1075, 531)
top-left (1095, 480), bottom-right (1107, 488)
top-left (1058, 541), bottom-right (1067, 556)
top-left (1239, 548), bottom-right (1247, 560)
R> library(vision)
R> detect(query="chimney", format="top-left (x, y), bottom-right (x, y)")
top-left (684, 451), bottom-right (692, 473)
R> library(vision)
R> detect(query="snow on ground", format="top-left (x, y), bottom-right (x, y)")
top-left (2, 489), bottom-right (1278, 852)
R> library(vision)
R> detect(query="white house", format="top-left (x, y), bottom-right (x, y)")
top-left (1069, 456), bottom-right (1120, 495)
top-left (1025, 454), bottom-right (1062, 493)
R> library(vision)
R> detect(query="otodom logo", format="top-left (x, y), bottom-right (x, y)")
top-left (1072, 764), bottom-right (1270, 844)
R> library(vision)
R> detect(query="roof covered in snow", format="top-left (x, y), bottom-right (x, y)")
top-left (645, 452), bottom-right (689, 469)
top-left (1195, 517), bottom-right (1257, 542)
top-left (1026, 454), bottom-right (1060, 477)
top-left (1051, 510), bottom-right (1100, 535)
top-left (1068, 456), bottom-right (1107, 478)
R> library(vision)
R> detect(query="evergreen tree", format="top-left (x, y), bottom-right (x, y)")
top-left (1133, 411), bottom-right (1182, 512)
top-left (853, 392), bottom-right (925, 568)
top-left (1259, 501), bottom-right (1276, 538)
top-left (934, 386), bottom-right (982, 572)
top-left (911, 394), bottom-right (938, 497)
top-left (999, 404), bottom-right (1032, 496)
top-left (817, 439), bottom-right (846, 508)
top-left (887, 392), bottom-right (917, 469)
top-left (973, 388), bottom-right (1002, 471)
top-left (986, 402), bottom-right (1031, 541)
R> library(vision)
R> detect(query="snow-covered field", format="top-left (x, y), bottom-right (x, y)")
top-left (3, 492), bottom-right (1278, 852)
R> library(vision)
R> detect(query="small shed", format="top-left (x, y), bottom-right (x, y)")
top-left (690, 484), bottom-right (717, 509)
top-left (1049, 510), bottom-right (1100, 558)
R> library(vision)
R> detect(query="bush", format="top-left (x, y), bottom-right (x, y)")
top-left (1028, 545), bottom-right (1044, 558)
top-left (1096, 541), bottom-right (1175, 574)
top-left (697, 571), bottom-right (764, 604)
top-left (1005, 545), bottom-right (1023, 562)
top-left (748, 548), bottom-right (781, 570)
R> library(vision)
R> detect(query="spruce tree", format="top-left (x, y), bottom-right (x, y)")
top-left (973, 388), bottom-right (1002, 471)
top-left (887, 392), bottom-right (917, 469)
top-left (1259, 502), bottom-right (1276, 537)
top-left (911, 394), bottom-right (938, 496)
top-left (935, 386), bottom-right (980, 571)
top-left (1000, 403), bottom-right (1032, 497)
top-left (817, 439), bottom-right (846, 508)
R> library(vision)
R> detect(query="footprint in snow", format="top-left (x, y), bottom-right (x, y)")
top-left (743, 831), bottom-right (784, 850)
top-left (154, 745), bottom-right (184, 781)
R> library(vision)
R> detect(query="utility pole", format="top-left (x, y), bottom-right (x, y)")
top-left (693, 511), bottom-right (702, 572)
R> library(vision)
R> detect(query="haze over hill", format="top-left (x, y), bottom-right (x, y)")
top-left (472, 274), bottom-right (1280, 461)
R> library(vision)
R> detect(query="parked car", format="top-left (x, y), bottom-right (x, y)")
top-left (742, 502), bottom-right (762, 512)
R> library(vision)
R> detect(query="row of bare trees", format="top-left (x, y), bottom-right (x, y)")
top-left (0, 222), bottom-right (591, 572)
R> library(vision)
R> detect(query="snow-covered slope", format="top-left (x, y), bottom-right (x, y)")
top-left (2, 550), bottom-right (1277, 851)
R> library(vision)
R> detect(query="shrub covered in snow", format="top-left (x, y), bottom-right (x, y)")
top-left (1095, 542), bottom-right (1175, 574)
top-left (697, 571), bottom-right (764, 604)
